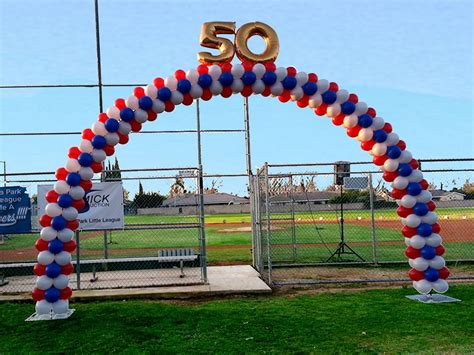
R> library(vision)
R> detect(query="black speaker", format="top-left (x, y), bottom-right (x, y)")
top-left (334, 161), bottom-right (350, 185)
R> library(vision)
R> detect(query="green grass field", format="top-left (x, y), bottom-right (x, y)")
top-left (1, 285), bottom-right (473, 353)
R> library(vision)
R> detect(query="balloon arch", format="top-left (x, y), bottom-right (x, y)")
top-left (32, 61), bottom-right (450, 315)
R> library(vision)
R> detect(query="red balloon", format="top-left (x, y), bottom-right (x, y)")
top-left (71, 198), bottom-right (85, 211)
top-left (114, 98), bottom-right (126, 110)
top-left (348, 93), bottom-right (358, 103)
top-left (332, 113), bottom-right (345, 126)
top-left (397, 206), bottom-right (413, 218)
top-left (405, 246), bottom-right (421, 259)
top-left (39, 214), bottom-right (52, 227)
top-left (307, 73), bottom-right (318, 82)
top-left (33, 263), bottom-right (46, 276)
top-left (103, 145), bottom-right (115, 156)
top-left (80, 179), bottom-right (93, 191)
top-left (427, 201), bottom-right (436, 211)
top-left (373, 155), bottom-right (388, 166)
top-left (61, 263), bottom-right (74, 275)
top-left (409, 159), bottom-right (419, 170)
top-left (391, 188), bottom-right (406, 199)
top-left (264, 62), bottom-right (276, 72)
top-left (240, 86), bottom-right (253, 98)
top-left (60, 287), bottom-right (73, 300)
top-left (35, 238), bottom-right (49, 251)
top-left (98, 113), bottom-right (108, 123)
top-left (432, 223), bottom-right (441, 233)
top-left (397, 140), bottom-right (406, 151)
top-left (164, 101), bottom-right (175, 112)
top-left (366, 107), bottom-right (376, 118)
top-left (435, 245), bottom-right (445, 256)
top-left (329, 82), bottom-right (339, 92)
top-left (197, 64), bottom-right (209, 75)
top-left (130, 120), bottom-right (142, 132)
top-left (66, 220), bottom-right (79, 231)
top-left (314, 103), bottom-right (328, 116)
top-left (32, 288), bottom-right (45, 301)
top-left (278, 90), bottom-right (291, 103)
top-left (220, 62), bottom-right (233, 72)
top-left (402, 226), bottom-right (417, 238)
top-left (133, 87), bottom-right (145, 98)
top-left (45, 190), bottom-right (59, 203)
top-left (360, 140), bottom-right (375, 151)
top-left (68, 147), bottom-right (81, 159)
top-left (419, 179), bottom-right (429, 190)
top-left (438, 267), bottom-right (450, 279)
top-left (261, 87), bottom-right (272, 97)
top-left (183, 93), bottom-right (195, 104)
top-left (296, 96), bottom-right (309, 108)
top-left (202, 87), bottom-right (215, 101)
top-left (346, 126), bottom-right (361, 138)
top-left (408, 268), bottom-right (424, 281)
top-left (82, 128), bottom-right (95, 141)
top-left (153, 77), bottom-right (164, 88)
top-left (147, 110), bottom-right (157, 121)
top-left (286, 66), bottom-right (297, 76)
top-left (220, 87), bottom-right (233, 98)
top-left (63, 240), bottom-right (77, 253)
top-left (383, 123), bottom-right (393, 133)
top-left (174, 69), bottom-right (186, 80)
top-left (55, 167), bottom-right (68, 180)
top-left (91, 161), bottom-right (103, 173)
top-left (383, 171), bottom-right (398, 182)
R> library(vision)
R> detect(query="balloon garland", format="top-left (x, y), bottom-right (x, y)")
top-left (32, 61), bottom-right (449, 315)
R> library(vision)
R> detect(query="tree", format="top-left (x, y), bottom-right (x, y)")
top-left (138, 180), bottom-right (144, 196)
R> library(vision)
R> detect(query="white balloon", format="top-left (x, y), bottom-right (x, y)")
top-left (290, 87), bottom-right (304, 101)
top-left (252, 63), bottom-right (266, 79)
top-left (231, 63), bottom-right (245, 78)
top-left (145, 84), bottom-right (157, 98)
top-left (189, 84), bottom-right (203, 98)
top-left (65, 159), bottom-right (80, 173)
top-left (354, 102), bottom-right (368, 115)
top-left (52, 300), bottom-right (69, 315)
top-left (357, 128), bottom-right (373, 142)
top-left (270, 82), bottom-right (284, 96)
top-left (326, 103), bottom-right (341, 117)
top-left (36, 276), bottom-right (53, 290)
top-left (408, 258), bottom-right (414, 268)
top-left (91, 149), bottom-right (106, 163)
top-left (383, 159), bottom-right (399, 172)
top-left (335, 89), bottom-right (349, 103)
top-left (105, 132), bottom-right (120, 146)
top-left (414, 280), bottom-right (432, 294)
top-left (372, 143), bottom-right (387, 156)
top-left (425, 234), bottom-right (442, 247)
top-left (53, 274), bottom-right (70, 289)
top-left (251, 80), bottom-right (265, 94)
top-left (371, 117), bottom-right (385, 130)
top-left (410, 235), bottom-right (426, 249)
top-left (152, 99), bottom-right (165, 113)
top-left (399, 150), bottom-right (413, 163)
top-left (343, 114), bottom-right (358, 128)
top-left (106, 106), bottom-right (120, 119)
top-left (417, 190), bottom-right (432, 203)
top-left (316, 79), bottom-right (329, 93)
top-left (404, 237), bottom-right (411, 247)
top-left (134, 109), bottom-right (148, 123)
top-left (164, 76), bottom-right (177, 91)
top-left (275, 67), bottom-right (287, 81)
top-left (421, 212), bottom-right (438, 224)
top-left (58, 228), bottom-right (74, 242)
top-left (79, 167), bottom-right (94, 181)
top-left (429, 256), bottom-right (446, 269)
top-left (405, 214), bottom-right (421, 228)
top-left (35, 300), bottom-right (53, 315)
top-left (170, 91), bottom-right (184, 104)
top-left (40, 227), bottom-right (57, 242)
top-left (69, 186), bottom-right (85, 200)
top-left (62, 207), bottom-right (78, 221)
top-left (79, 139), bottom-right (94, 153)
top-left (208, 64), bottom-right (222, 80)
top-left (55, 251), bottom-right (72, 266)
top-left (295, 71), bottom-right (308, 86)
top-left (186, 69), bottom-right (199, 84)
top-left (412, 257), bottom-right (429, 271)
top-left (92, 121), bottom-right (108, 136)
top-left (54, 181), bottom-right (70, 195)
top-left (392, 176), bottom-right (409, 190)
top-left (308, 93), bottom-right (322, 108)
top-left (210, 81), bottom-right (223, 95)
top-left (126, 95), bottom-right (139, 110)
top-left (231, 79), bottom-right (244, 93)
top-left (385, 132), bottom-right (399, 146)
top-left (38, 251), bottom-right (55, 266)
top-left (45, 203), bottom-right (62, 218)
top-left (432, 279), bottom-right (449, 293)
top-left (407, 169), bottom-right (423, 182)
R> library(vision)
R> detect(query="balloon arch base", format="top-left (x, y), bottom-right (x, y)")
top-left (26, 308), bottom-right (75, 322)
top-left (405, 294), bottom-right (461, 304)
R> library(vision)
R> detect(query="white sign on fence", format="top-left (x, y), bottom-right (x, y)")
top-left (38, 182), bottom-right (124, 230)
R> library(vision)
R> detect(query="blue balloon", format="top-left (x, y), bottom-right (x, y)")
top-left (421, 246), bottom-right (436, 260)
top-left (157, 87), bottom-right (172, 101)
top-left (57, 194), bottom-right (73, 208)
top-left (417, 223), bottom-right (433, 237)
top-left (358, 114), bottom-right (373, 128)
top-left (241, 71), bottom-right (256, 86)
top-left (104, 119), bottom-right (119, 133)
top-left (261, 72), bottom-right (277, 86)
top-left (45, 262), bottom-right (61, 278)
top-left (398, 163), bottom-right (413, 177)
top-left (91, 135), bottom-right (106, 149)
top-left (48, 239), bottom-right (64, 254)
top-left (120, 107), bottom-right (134, 122)
top-left (138, 96), bottom-right (153, 110)
top-left (197, 74), bottom-right (212, 88)
top-left (51, 216), bottom-right (67, 231)
top-left (407, 182), bottom-right (422, 196)
top-left (341, 101), bottom-right (356, 115)
top-left (373, 130), bottom-right (388, 143)
top-left (424, 267), bottom-right (440, 282)
top-left (386, 146), bottom-right (402, 159)
top-left (413, 202), bottom-right (429, 216)
top-left (45, 287), bottom-right (60, 303)
top-left (321, 91), bottom-right (337, 104)
top-left (281, 76), bottom-right (297, 90)
top-left (66, 173), bottom-right (81, 187)
top-left (177, 79), bottom-right (192, 93)
top-left (302, 82), bottom-right (317, 96)
top-left (78, 153), bottom-right (93, 167)
top-left (219, 72), bottom-right (234, 87)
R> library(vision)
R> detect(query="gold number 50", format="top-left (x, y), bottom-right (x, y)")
top-left (197, 21), bottom-right (279, 64)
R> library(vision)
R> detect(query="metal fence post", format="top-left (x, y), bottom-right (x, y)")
top-left (368, 173), bottom-right (378, 265)
top-left (75, 230), bottom-right (81, 290)
top-left (264, 163), bottom-right (273, 284)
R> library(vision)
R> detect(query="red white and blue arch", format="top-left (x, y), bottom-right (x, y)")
top-left (32, 61), bottom-right (450, 315)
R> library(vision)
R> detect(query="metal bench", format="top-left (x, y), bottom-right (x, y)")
top-left (157, 248), bottom-right (198, 278)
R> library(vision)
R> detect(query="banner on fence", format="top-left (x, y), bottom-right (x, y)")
top-left (0, 186), bottom-right (32, 234)
top-left (38, 182), bottom-right (124, 230)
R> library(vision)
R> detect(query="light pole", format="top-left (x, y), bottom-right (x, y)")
top-left (0, 161), bottom-right (6, 187)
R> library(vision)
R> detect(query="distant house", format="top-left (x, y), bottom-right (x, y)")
top-left (429, 190), bottom-right (465, 201)
top-left (270, 191), bottom-right (339, 205)
top-left (162, 193), bottom-right (249, 207)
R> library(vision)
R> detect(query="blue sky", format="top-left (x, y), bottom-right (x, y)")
top-left (0, 0), bottom-right (473, 197)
